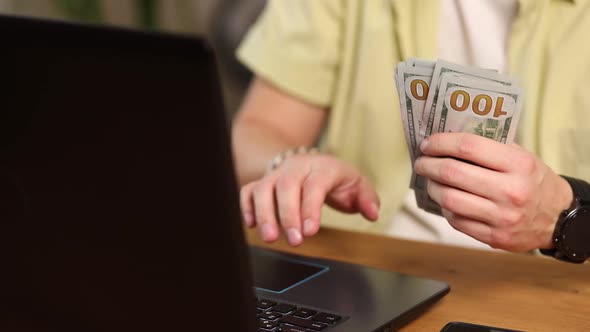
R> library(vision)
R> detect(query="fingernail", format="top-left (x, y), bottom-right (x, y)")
top-left (243, 212), bottom-right (254, 227)
top-left (303, 218), bottom-right (315, 236)
top-left (287, 228), bottom-right (302, 246)
top-left (261, 223), bottom-right (275, 241)
top-left (420, 138), bottom-right (429, 152)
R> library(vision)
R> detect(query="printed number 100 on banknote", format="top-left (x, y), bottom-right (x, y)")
top-left (431, 74), bottom-right (524, 144)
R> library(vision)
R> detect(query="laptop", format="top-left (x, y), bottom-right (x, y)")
top-left (0, 14), bottom-right (449, 332)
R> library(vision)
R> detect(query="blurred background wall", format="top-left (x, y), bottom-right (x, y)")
top-left (0, 0), bottom-right (266, 118)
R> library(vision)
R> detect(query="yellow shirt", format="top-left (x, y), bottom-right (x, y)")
top-left (237, 0), bottom-right (590, 234)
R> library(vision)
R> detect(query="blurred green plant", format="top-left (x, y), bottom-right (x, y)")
top-left (137, 0), bottom-right (157, 29)
top-left (55, 0), bottom-right (158, 28)
top-left (55, 0), bottom-right (102, 23)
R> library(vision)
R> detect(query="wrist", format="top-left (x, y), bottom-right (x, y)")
top-left (266, 146), bottom-right (318, 173)
top-left (540, 175), bottom-right (590, 263)
top-left (544, 175), bottom-right (575, 247)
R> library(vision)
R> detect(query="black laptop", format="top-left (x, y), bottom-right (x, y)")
top-left (0, 15), bottom-right (449, 332)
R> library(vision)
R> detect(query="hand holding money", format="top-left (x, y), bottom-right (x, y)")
top-left (395, 59), bottom-right (573, 251)
top-left (395, 59), bottom-right (524, 214)
top-left (414, 132), bottom-right (572, 252)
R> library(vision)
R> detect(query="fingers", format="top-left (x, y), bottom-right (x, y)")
top-left (300, 170), bottom-right (380, 235)
top-left (242, 174), bottom-right (305, 246)
top-left (442, 208), bottom-right (533, 252)
top-left (357, 178), bottom-right (380, 221)
top-left (241, 155), bottom-right (380, 246)
top-left (417, 132), bottom-right (567, 252)
top-left (240, 158), bottom-right (331, 245)
top-left (426, 180), bottom-right (498, 225)
top-left (415, 156), bottom-right (506, 201)
top-left (300, 174), bottom-right (330, 237)
top-left (275, 169), bottom-right (308, 246)
top-left (240, 182), bottom-right (256, 228)
top-left (441, 209), bottom-right (493, 246)
top-left (420, 132), bottom-right (520, 172)
top-left (252, 178), bottom-right (280, 243)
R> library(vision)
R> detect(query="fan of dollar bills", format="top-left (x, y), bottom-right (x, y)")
top-left (394, 58), bottom-right (524, 216)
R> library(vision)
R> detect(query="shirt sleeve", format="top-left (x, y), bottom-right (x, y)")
top-left (236, 0), bottom-right (344, 107)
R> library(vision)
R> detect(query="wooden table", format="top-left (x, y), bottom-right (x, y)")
top-left (246, 227), bottom-right (590, 332)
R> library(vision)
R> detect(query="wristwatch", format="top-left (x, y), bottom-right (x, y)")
top-left (540, 176), bottom-right (590, 263)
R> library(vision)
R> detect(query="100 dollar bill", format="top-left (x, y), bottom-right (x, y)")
top-left (396, 61), bottom-right (434, 163)
top-left (420, 60), bottom-right (515, 140)
top-left (412, 60), bottom-right (517, 195)
top-left (431, 74), bottom-right (524, 140)
top-left (415, 73), bottom-right (524, 214)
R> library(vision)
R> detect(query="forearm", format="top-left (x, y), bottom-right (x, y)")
top-left (232, 117), bottom-right (298, 186)
top-left (231, 78), bottom-right (327, 187)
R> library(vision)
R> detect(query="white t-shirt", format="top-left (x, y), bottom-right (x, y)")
top-left (386, 0), bottom-right (518, 249)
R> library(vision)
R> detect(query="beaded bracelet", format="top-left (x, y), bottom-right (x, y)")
top-left (266, 146), bottom-right (318, 173)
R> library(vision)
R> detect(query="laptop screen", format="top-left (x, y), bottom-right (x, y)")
top-left (0, 15), bottom-right (256, 332)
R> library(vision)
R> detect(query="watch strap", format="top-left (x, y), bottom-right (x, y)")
top-left (561, 175), bottom-right (590, 204)
top-left (540, 175), bottom-right (590, 263)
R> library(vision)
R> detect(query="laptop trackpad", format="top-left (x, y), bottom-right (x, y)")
top-left (251, 251), bottom-right (329, 294)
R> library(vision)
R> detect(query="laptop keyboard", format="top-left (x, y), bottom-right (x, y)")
top-left (256, 298), bottom-right (343, 331)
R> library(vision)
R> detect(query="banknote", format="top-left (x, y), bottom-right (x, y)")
top-left (431, 73), bottom-right (523, 139)
top-left (420, 60), bottom-right (515, 140)
top-left (396, 61), bottom-right (434, 162)
top-left (412, 60), bottom-right (517, 193)
top-left (407, 57), bottom-right (435, 69)
top-left (394, 59), bottom-right (524, 216)
top-left (415, 73), bottom-right (524, 214)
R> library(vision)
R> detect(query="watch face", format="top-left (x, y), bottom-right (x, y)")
top-left (561, 206), bottom-right (590, 261)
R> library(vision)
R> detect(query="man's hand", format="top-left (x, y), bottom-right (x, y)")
top-left (414, 132), bottom-right (573, 252)
top-left (240, 154), bottom-right (380, 247)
